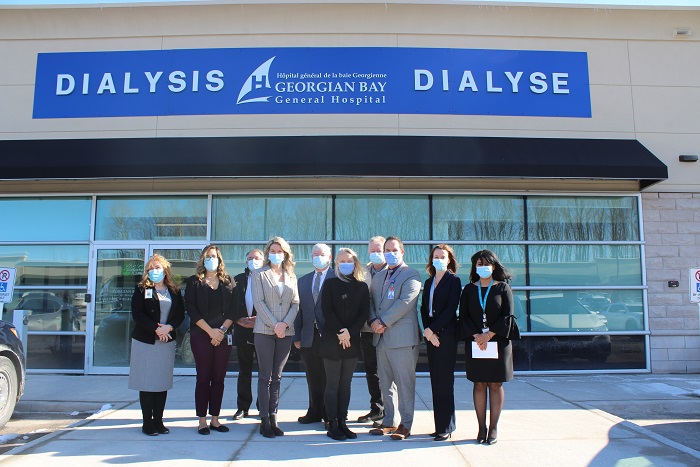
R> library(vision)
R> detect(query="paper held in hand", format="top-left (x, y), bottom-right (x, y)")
top-left (472, 341), bottom-right (498, 359)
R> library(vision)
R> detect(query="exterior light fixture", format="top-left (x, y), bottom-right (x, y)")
top-left (674, 28), bottom-right (692, 38)
top-left (679, 155), bottom-right (699, 162)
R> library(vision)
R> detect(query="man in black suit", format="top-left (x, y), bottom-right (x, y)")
top-left (294, 243), bottom-right (335, 425)
top-left (231, 248), bottom-right (264, 420)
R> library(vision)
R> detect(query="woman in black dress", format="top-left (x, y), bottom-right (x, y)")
top-left (459, 249), bottom-right (514, 445)
top-left (319, 247), bottom-right (369, 441)
top-left (421, 244), bottom-right (462, 441)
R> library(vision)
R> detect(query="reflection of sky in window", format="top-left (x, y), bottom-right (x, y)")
top-left (0, 198), bottom-right (91, 242)
top-left (1, 0), bottom-right (698, 5)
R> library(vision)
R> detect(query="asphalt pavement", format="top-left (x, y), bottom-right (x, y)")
top-left (0, 373), bottom-right (698, 466)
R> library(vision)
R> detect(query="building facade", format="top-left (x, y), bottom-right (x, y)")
top-left (0, 1), bottom-right (698, 374)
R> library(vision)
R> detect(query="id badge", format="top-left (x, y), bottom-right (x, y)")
top-left (387, 287), bottom-right (395, 300)
top-left (144, 289), bottom-right (153, 299)
top-left (482, 327), bottom-right (490, 334)
top-left (227, 334), bottom-right (233, 346)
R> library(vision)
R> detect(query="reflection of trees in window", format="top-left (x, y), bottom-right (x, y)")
top-left (213, 196), bottom-right (331, 241)
top-left (99, 198), bottom-right (206, 240)
top-left (433, 196), bottom-right (524, 241)
top-left (335, 196), bottom-right (429, 241)
top-left (527, 197), bottom-right (639, 242)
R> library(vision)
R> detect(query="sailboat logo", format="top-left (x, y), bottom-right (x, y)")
top-left (236, 57), bottom-right (275, 105)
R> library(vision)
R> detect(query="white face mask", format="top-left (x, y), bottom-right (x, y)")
top-left (312, 255), bottom-right (330, 269)
top-left (204, 257), bottom-right (219, 272)
top-left (247, 259), bottom-right (263, 271)
top-left (476, 265), bottom-right (493, 279)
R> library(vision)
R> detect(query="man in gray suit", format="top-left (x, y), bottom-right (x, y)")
top-left (368, 236), bottom-right (421, 440)
top-left (294, 243), bottom-right (335, 425)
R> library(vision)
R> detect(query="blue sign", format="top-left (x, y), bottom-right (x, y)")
top-left (33, 47), bottom-right (591, 119)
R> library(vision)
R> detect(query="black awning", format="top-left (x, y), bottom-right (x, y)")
top-left (1, 135), bottom-right (667, 188)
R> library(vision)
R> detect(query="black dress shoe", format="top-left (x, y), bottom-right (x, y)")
top-left (477, 427), bottom-right (487, 444)
top-left (198, 426), bottom-right (211, 435)
top-left (210, 423), bottom-right (230, 433)
top-left (434, 433), bottom-right (452, 441)
top-left (156, 425), bottom-right (170, 435)
top-left (429, 432), bottom-right (438, 437)
top-left (487, 428), bottom-right (497, 445)
top-left (298, 414), bottom-right (323, 424)
top-left (142, 424), bottom-right (158, 436)
top-left (232, 409), bottom-right (248, 421)
top-left (357, 410), bottom-right (384, 423)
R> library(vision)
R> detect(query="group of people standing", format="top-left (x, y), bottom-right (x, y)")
top-left (128, 236), bottom-right (516, 445)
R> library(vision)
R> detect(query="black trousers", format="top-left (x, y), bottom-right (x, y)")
top-left (426, 331), bottom-right (457, 434)
top-left (299, 329), bottom-right (326, 420)
top-left (360, 331), bottom-right (383, 412)
top-left (323, 357), bottom-right (358, 420)
top-left (236, 340), bottom-right (256, 412)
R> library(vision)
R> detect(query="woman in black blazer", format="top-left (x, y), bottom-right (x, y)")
top-left (129, 254), bottom-right (185, 436)
top-left (319, 248), bottom-right (369, 441)
top-left (185, 245), bottom-right (237, 435)
top-left (420, 244), bottom-right (462, 441)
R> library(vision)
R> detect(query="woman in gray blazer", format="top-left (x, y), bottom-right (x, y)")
top-left (252, 236), bottom-right (300, 438)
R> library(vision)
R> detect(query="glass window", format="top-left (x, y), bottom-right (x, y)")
top-left (95, 196), bottom-right (207, 240)
top-left (528, 245), bottom-right (642, 286)
top-left (212, 196), bottom-right (331, 241)
top-left (452, 244), bottom-right (526, 288)
top-left (527, 196), bottom-right (640, 241)
top-left (335, 195), bottom-right (429, 241)
top-left (0, 245), bottom-right (89, 286)
top-left (581, 290), bottom-right (644, 331)
top-left (526, 290), bottom-right (610, 332)
top-left (3, 289), bottom-right (87, 332)
top-left (0, 197), bottom-right (91, 242)
top-left (433, 195), bottom-right (525, 241)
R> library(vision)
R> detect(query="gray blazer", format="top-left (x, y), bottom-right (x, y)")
top-left (369, 263), bottom-right (421, 348)
top-left (294, 267), bottom-right (336, 347)
top-left (251, 266), bottom-right (300, 337)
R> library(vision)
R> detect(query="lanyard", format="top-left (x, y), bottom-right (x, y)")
top-left (478, 280), bottom-right (494, 327)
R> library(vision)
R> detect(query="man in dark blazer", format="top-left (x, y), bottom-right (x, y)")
top-left (231, 248), bottom-right (264, 420)
top-left (368, 236), bottom-right (421, 441)
top-left (294, 243), bottom-right (335, 425)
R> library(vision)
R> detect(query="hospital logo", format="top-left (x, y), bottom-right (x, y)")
top-left (236, 57), bottom-right (275, 105)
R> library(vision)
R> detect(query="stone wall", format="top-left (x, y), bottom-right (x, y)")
top-left (643, 192), bottom-right (700, 373)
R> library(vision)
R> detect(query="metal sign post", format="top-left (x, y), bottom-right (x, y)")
top-left (689, 268), bottom-right (700, 333)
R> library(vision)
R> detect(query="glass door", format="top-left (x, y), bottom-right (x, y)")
top-left (88, 244), bottom-right (204, 374)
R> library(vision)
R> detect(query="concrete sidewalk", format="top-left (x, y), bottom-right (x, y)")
top-left (2, 373), bottom-right (700, 466)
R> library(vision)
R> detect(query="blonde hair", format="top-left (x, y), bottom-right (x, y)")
top-left (264, 236), bottom-right (296, 275)
top-left (139, 254), bottom-right (180, 292)
top-left (195, 244), bottom-right (231, 285)
top-left (335, 248), bottom-right (366, 283)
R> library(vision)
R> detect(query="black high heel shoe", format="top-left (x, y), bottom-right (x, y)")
top-left (434, 432), bottom-right (451, 441)
top-left (477, 428), bottom-right (487, 444)
top-left (486, 428), bottom-right (498, 445)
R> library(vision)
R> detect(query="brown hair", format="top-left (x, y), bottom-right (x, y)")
top-left (195, 244), bottom-right (231, 285)
top-left (425, 244), bottom-right (459, 277)
top-left (139, 254), bottom-right (180, 292)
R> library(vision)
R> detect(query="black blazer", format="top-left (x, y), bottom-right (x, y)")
top-left (232, 269), bottom-right (256, 346)
top-left (319, 277), bottom-right (369, 360)
top-left (130, 284), bottom-right (185, 345)
top-left (420, 271), bottom-right (462, 336)
top-left (185, 274), bottom-right (237, 335)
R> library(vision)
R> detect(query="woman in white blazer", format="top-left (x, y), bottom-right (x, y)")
top-left (252, 236), bottom-right (300, 438)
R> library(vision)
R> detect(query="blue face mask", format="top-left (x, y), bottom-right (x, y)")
top-left (338, 263), bottom-right (355, 275)
top-left (369, 252), bottom-right (385, 265)
top-left (269, 253), bottom-right (285, 266)
top-left (476, 265), bottom-right (493, 279)
top-left (384, 251), bottom-right (401, 267)
top-left (148, 268), bottom-right (164, 283)
top-left (204, 257), bottom-right (219, 272)
top-left (312, 255), bottom-right (329, 269)
top-left (433, 258), bottom-right (449, 272)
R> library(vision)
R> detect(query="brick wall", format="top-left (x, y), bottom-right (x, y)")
top-left (643, 192), bottom-right (700, 373)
